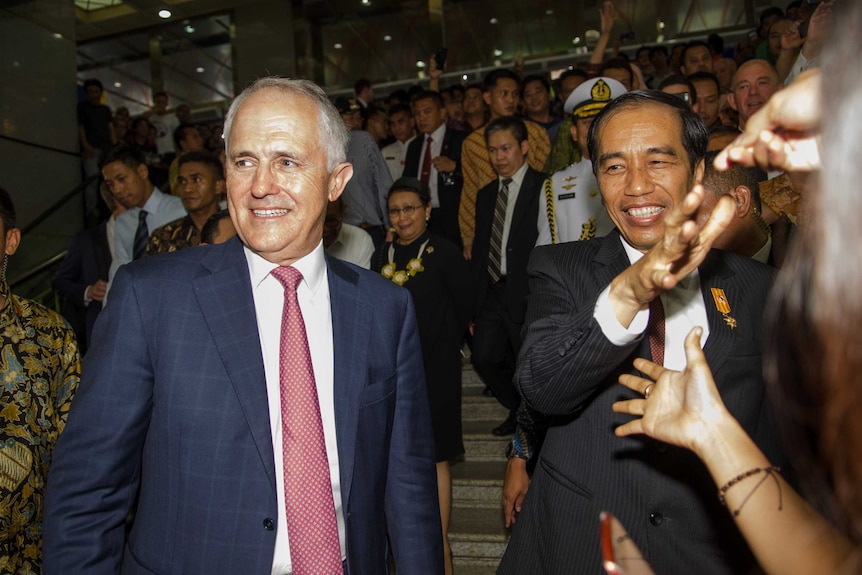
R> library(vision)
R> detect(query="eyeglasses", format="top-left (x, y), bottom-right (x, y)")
top-left (388, 205), bottom-right (422, 218)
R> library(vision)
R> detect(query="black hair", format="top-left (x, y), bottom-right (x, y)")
top-left (484, 115), bottom-right (528, 145)
top-left (0, 186), bottom-right (17, 232)
top-left (650, 45), bottom-right (669, 59)
top-left (388, 177), bottom-right (431, 206)
top-left (759, 6), bottom-right (785, 27)
top-left (414, 90), bottom-right (444, 109)
top-left (521, 74), bottom-right (551, 98)
top-left (388, 89), bottom-right (409, 105)
top-left (200, 209), bottom-right (232, 245)
top-left (600, 57), bottom-right (634, 86)
top-left (173, 124), bottom-right (198, 149)
top-left (483, 69), bottom-right (520, 92)
top-left (83, 78), bottom-right (103, 92)
top-left (687, 71), bottom-right (721, 94)
top-left (659, 74), bottom-right (698, 100)
top-left (100, 144), bottom-right (147, 171)
top-left (560, 68), bottom-right (588, 83)
top-left (702, 150), bottom-right (765, 211)
top-left (587, 90), bottom-right (709, 177)
top-left (388, 103), bottom-right (413, 118)
top-left (177, 150), bottom-right (224, 180)
top-left (354, 78), bottom-right (372, 95)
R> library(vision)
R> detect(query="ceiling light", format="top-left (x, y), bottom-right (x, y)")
top-left (334, 43), bottom-right (343, 49)
top-left (493, 49), bottom-right (503, 57)
top-left (361, 0), bottom-right (370, 5)
top-left (416, 60), bottom-right (426, 68)
top-left (53, 32), bottom-right (63, 39)
top-left (572, 37), bottom-right (581, 45)
top-left (158, 9), bottom-right (171, 19)
top-left (489, 17), bottom-right (498, 24)
top-left (462, 74), bottom-right (468, 80)
top-left (196, 67), bottom-right (205, 73)
top-left (658, 21), bottom-right (666, 29)
top-left (185, 25), bottom-right (195, 34)
top-left (114, 81), bottom-right (122, 88)
top-left (546, 9), bottom-right (554, 15)
top-left (383, 34), bottom-right (392, 41)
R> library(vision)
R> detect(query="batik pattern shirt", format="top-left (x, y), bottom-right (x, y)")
top-left (0, 280), bottom-right (80, 573)
top-left (146, 216), bottom-right (200, 256)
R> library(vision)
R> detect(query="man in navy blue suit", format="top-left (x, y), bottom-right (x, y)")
top-left (43, 78), bottom-right (443, 574)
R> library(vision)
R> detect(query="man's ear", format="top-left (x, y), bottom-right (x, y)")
top-left (727, 92), bottom-right (738, 112)
top-left (328, 162), bottom-right (354, 201)
top-left (4, 228), bottom-right (20, 256)
top-left (729, 185), bottom-right (752, 218)
top-left (482, 91), bottom-right (492, 108)
top-left (694, 159), bottom-right (705, 185)
top-left (137, 162), bottom-right (149, 181)
top-left (520, 139), bottom-right (530, 158)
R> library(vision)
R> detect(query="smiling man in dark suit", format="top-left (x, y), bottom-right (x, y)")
top-left (43, 77), bottom-right (443, 574)
top-left (499, 91), bottom-right (784, 574)
top-left (470, 116), bottom-right (545, 436)
top-left (403, 90), bottom-right (465, 249)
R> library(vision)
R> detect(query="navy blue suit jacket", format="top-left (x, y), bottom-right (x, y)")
top-left (43, 237), bottom-right (443, 574)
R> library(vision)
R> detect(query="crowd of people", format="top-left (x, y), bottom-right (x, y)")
top-left (5, 0), bottom-right (860, 573)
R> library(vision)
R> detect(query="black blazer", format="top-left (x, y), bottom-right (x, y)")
top-left (404, 126), bottom-right (465, 247)
top-left (52, 223), bottom-right (111, 352)
top-left (471, 166), bottom-right (545, 323)
top-left (499, 232), bottom-right (784, 575)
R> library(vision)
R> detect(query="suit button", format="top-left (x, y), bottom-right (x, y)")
top-left (263, 518), bottom-right (275, 531)
top-left (649, 512), bottom-right (664, 526)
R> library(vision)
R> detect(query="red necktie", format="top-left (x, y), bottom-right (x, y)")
top-left (271, 266), bottom-right (343, 575)
top-left (648, 296), bottom-right (665, 366)
top-left (420, 135), bottom-right (433, 186)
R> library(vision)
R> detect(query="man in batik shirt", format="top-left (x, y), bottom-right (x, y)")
top-left (0, 186), bottom-right (80, 573)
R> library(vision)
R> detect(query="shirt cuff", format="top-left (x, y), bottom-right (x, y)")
top-left (593, 285), bottom-right (649, 346)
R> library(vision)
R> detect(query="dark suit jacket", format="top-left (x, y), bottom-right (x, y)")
top-left (403, 126), bottom-right (465, 247)
top-left (43, 238), bottom-right (443, 574)
top-left (471, 166), bottom-right (545, 323)
top-left (52, 223), bottom-right (111, 352)
top-left (499, 232), bottom-right (783, 575)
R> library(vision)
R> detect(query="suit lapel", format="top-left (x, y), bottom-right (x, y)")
top-left (193, 239), bottom-right (276, 489)
top-left (508, 168), bottom-right (540, 242)
top-left (699, 251), bottom-right (736, 376)
top-left (91, 223), bottom-right (111, 280)
top-left (592, 231), bottom-right (630, 288)
top-left (327, 256), bottom-right (372, 508)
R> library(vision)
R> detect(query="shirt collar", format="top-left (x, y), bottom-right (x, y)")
top-left (500, 161), bottom-right (529, 191)
top-left (142, 187), bottom-right (165, 213)
top-left (244, 240), bottom-right (327, 295)
top-left (428, 122), bottom-right (446, 143)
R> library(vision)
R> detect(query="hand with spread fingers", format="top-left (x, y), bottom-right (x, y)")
top-left (613, 327), bottom-right (734, 455)
top-left (714, 69), bottom-right (821, 174)
top-left (609, 184), bottom-right (736, 328)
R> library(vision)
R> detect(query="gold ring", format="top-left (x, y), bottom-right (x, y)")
top-left (643, 384), bottom-right (654, 399)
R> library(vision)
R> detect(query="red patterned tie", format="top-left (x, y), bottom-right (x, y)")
top-left (271, 266), bottom-right (343, 575)
top-left (648, 296), bottom-right (665, 367)
top-left (420, 135), bottom-right (433, 186)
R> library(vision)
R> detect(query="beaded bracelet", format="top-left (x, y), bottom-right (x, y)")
top-left (717, 466), bottom-right (781, 508)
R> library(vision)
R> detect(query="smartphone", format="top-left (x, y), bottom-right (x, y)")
top-left (434, 47), bottom-right (448, 70)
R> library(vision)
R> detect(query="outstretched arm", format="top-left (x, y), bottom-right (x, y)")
top-left (613, 328), bottom-right (861, 575)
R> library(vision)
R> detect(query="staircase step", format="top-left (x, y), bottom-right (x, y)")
top-left (451, 459), bottom-right (506, 508)
top-left (461, 365), bottom-right (484, 388)
top-left (462, 421), bottom-right (509, 461)
top-left (453, 560), bottom-right (500, 575)
top-left (449, 506), bottom-right (509, 564)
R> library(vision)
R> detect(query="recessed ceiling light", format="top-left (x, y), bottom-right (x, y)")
top-left (114, 81), bottom-right (122, 88)
top-left (416, 60), bottom-right (426, 68)
top-left (383, 35), bottom-right (392, 41)
top-left (361, 0), bottom-right (370, 5)
top-left (462, 74), bottom-right (468, 81)
top-left (572, 37), bottom-right (581, 45)
top-left (53, 32), bottom-right (63, 39)
top-left (158, 9), bottom-right (172, 19)
top-left (489, 17), bottom-right (498, 24)
top-left (546, 9), bottom-right (554, 15)
top-left (334, 43), bottom-right (343, 49)
top-left (196, 67), bottom-right (205, 73)
top-left (493, 49), bottom-right (503, 57)
top-left (658, 21), bottom-right (666, 29)
top-left (185, 25), bottom-right (195, 34)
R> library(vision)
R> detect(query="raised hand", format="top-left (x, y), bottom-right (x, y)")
top-left (613, 327), bottom-right (732, 454)
top-left (715, 69), bottom-right (821, 173)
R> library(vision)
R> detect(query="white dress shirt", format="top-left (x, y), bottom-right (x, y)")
top-left (594, 235), bottom-right (710, 371)
top-left (381, 136), bottom-right (415, 181)
top-left (245, 242), bottom-right (346, 574)
top-left (498, 161), bottom-right (530, 277)
top-left (325, 223), bottom-right (375, 269)
top-left (418, 123), bottom-right (447, 208)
